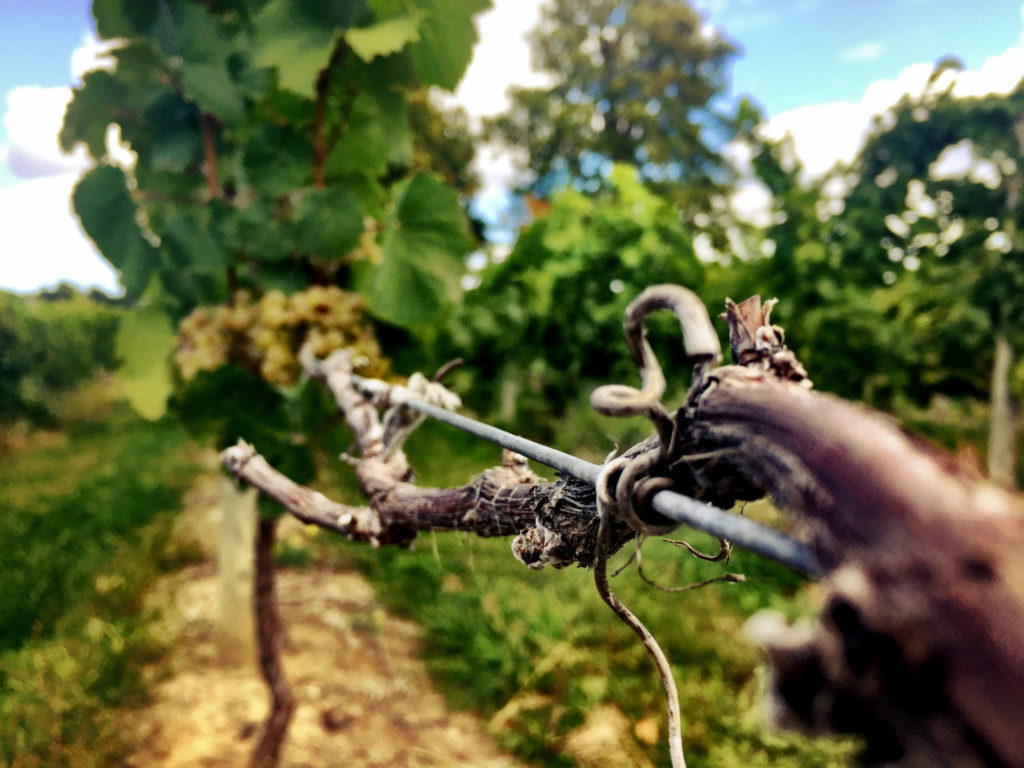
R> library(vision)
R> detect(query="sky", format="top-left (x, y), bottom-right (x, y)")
top-left (2, 0), bottom-right (1024, 294)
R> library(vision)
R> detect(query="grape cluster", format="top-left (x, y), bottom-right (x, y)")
top-left (175, 286), bottom-right (388, 386)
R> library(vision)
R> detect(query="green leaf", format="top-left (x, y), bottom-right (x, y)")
top-left (116, 302), bottom-right (175, 420)
top-left (159, 266), bottom-right (229, 310)
top-left (72, 164), bottom-right (159, 299)
top-left (141, 91), bottom-right (203, 173)
top-left (252, 0), bottom-right (348, 96)
top-left (182, 61), bottom-right (246, 124)
top-left (370, 244), bottom-right (444, 327)
top-left (406, 0), bottom-right (490, 90)
top-left (291, 187), bottom-right (364, 257)
top-left (172, 365), bottom-right (316, 486)
top-left (91, 0), bottom-right (157, 39)
top-left (371, 173), bottom-right (471, 327)
top-left (325, 85), bottom-right (411, 180)
top-left (94, 0), bottom-right (245, 126)
top-left (234, 199), bottom-right (295, 263)
top-left (150, 2), bottom-right (247, 124)
top-left (242, 122), bottom-right (311, 195)
top-left (391, 173), bottom-right (473, 261)
top-left (162, 207), bottom-right (231, 273)
top-left (345, 12), bottom-right (423, 61)
top-left (173, 365), bottom-right (288, 440)
top-left (60, 70), bottom-right (121, 158)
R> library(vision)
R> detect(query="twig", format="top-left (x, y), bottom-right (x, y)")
top-left (633, 538), bottom-right (745, 593)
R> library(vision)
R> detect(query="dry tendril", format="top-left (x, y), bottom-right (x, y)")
top-left (588, 285), bottom-right (747, 768)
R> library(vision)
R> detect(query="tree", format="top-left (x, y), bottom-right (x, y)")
top-left (61, 0), bottom-right (483, 330)
top-left (450, 164), bottom-right (711, 434)
top-left (488, 0), bottom-right (738, 210)
top-left (840, 68), bottom-right (1024, 484)
top-left (60, 1), bottom-right (489, 763)
top-left (739, 64), bottom-right (1024, 485)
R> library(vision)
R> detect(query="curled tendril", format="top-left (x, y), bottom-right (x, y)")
top-left (591, 285), bottom-right (721, 451)
top-left (591, 285), bottom-right (722, 534)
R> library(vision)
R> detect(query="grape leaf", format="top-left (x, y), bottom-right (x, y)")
top-left (72, 164), bottom-right (159, 299)
top-left (172, 364), bottom-right (316, 488)
top-left (325, 86), bottom-right (410, 180)
top-left (406, 0), bottom-right (491, 90)
top-left (60, 70), bottom-right (122, 159)
top-left (345, 12), bottom-right (423, 61)
top-left (291, 187), bottom-right (364, 258)
top-left (162, 207), bottom-right (232, 272)
top-left (252, 0), bottom-right (347, 96)
top-left (370, 244), bottom-right (444, 327)
top-left (182, 61), bottom-right (245, 124)
top-left (91, 0), bottom-right (157, 39)
top-left (370, 173), bottom-right (472, 327)
top-left (116, 301), bottom-right (175, 420)
top-left (141, 91), bottom-right (203, 173)
top-left (242, 122), bottom-right (312, 195)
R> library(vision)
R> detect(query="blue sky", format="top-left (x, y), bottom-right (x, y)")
top-left (2, 0), bottom-right (1024, 293)
top-left (700, 0), bottom-right (1024, 114)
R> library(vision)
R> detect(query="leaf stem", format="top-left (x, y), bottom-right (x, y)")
top-left (313, 39), bottom-right (351, 189)
top-left (201, 112), bottom-right (220, 199)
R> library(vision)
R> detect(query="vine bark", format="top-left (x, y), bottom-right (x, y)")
top-left (223, 288), bottom-right (1024, 768)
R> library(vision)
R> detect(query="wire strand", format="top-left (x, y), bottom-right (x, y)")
top-left (352, 374), bottom-right (821, 577)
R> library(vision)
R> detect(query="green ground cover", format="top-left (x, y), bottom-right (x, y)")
top-left (0, 403), bottom-right (196, 768)
top-left (0, 389), bottom-right (858, 768)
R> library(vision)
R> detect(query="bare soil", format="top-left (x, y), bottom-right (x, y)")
top-left (122, 472), bottom-right (524, 768)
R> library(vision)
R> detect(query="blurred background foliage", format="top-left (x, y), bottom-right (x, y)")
top-left (0, 287), bottom-right (121, 430)
top-left (2, 0), bottom-right (1024, 766)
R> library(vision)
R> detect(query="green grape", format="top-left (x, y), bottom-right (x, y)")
top-left (175, 285), bottom-right (390, 386)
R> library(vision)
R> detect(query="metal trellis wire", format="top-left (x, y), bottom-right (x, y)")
top-left (353, 375), bottom-right (821, 577)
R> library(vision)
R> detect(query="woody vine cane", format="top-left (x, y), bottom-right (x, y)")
top-left (225, 284), bottom-right (1024, 768)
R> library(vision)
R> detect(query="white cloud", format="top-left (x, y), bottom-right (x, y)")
top-left (69, 31), bottom-right (117, 81)
top-left (730, 177), bottom-right (773, 227)
top-left (950, 44), bottom-right (1024, 98)
top-left (439, 0), bottom-right (550, 197)
top-left (0, 172), bottom-right (119, 294)
top-left (930, 139), bottom-right (976, 179)
top-left (0, 33), bottom-right (122, 295)
top-left (761, 45), bottom-right (1024, 181)
top-left (930, 139), bottom-right (1004, 189)
top-left (841, 41), bottom-right (884, 62)
top-left (759, 100), bottom-right (874, 179)
top-left (3, 86), bottom-right (90, 178)
top-left (722, 138), bottom-right (755, 176)
top-left (449, 0), bottom-right (551, 122)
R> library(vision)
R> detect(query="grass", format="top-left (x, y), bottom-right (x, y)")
top-left (0, 399), bottom-right (197, 768)
top-left (0, 382), bottom-right (857, 768)
top-left (322, 418), bottom-right (858, 768)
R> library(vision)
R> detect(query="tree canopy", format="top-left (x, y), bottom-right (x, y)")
top-left (487, 0), bottom-right (738, 206)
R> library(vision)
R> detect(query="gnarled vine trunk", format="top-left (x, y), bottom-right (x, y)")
top-left (248, 517), bottom-right (295, 768)
top-left (224, 289), bottom-right (1024, 768)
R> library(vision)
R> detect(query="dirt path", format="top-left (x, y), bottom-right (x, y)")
top-left (123, 473), bottom-right (523, 768)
